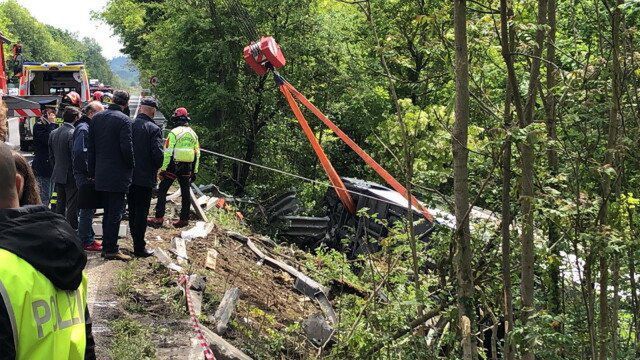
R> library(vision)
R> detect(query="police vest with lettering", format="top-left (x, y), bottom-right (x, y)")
top-left (0, 249), bottom-right (87, 360)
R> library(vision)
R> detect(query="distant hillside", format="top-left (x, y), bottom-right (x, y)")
top-left (109, 56), bottom-right (139, 87)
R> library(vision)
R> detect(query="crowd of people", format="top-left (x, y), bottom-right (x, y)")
top-left (0, 89), bottom-right (201, 358)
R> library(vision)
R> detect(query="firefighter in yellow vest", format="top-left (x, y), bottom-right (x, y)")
top-left (0, 142), bottom-right (96, 360)
top-left (148, 107), bottom-right (200, 228)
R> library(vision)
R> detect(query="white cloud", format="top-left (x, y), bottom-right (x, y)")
top-left (14, 0), bottom-right (122, 59)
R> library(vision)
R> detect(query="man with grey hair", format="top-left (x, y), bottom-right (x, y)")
top-left (88, 90), bottom-right (134, 261)
top-left (128, 97), bottom-right (163, 257)
top-left (73, 101), bottom-right (105, 252)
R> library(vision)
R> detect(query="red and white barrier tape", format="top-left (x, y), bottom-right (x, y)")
top-left (179, 275), bottom-right (216, 360)
top-left (14, 109), bottom-right (42, 117)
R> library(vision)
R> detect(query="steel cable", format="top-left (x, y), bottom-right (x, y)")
top-left (198, 147), bottom-right (432, 216)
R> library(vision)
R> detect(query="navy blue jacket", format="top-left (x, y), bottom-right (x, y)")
top-left (131, 113), bottom-right (164, 188)
top-left (87, 105), bottom-right (134, 193)
top-left (32, 119), bottom-right (57, 177)
top-left (48, 123), bottom-right (75, 185)
top-left (72, 116), bottom-right (92, 187)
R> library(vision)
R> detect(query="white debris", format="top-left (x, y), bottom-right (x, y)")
top-left (181, 221), bottom-right (215, 240)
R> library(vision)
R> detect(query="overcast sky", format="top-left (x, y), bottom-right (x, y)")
top-left (15, 0), bottom-right (122, 59)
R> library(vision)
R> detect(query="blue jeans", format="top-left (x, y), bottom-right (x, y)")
top-left (77, 208), bottom-right (96, 246)
top-left (36, 176), bottom-right (51, 207)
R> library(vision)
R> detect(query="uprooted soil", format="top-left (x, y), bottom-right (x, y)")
top-left (90, 202), bottom-right (326, 359)
top-left (142, 222), bottom-right (321, 358)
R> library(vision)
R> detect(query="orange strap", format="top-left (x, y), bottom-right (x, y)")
top-left (279, 84), bottom-right (356, 214)
top-left (285, 81), bottom-right (434, 222)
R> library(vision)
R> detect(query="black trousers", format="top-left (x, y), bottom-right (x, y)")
top-left (102, 192), bottom-right (126, 255)
top-left (55, 182), bottom-right (78, 229)
top-left (155, 175), bottom-right (192, 221)
top-left (128, 185), bottom-right (153, 252)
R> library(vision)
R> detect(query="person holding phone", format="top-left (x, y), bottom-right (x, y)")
top-left (32, 106), bottom-right (58, 206)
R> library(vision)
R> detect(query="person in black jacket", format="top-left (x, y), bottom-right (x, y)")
top-left (32, 107), bottom-right (57, 206)
top-left (49, 107), bottom-right (81, 229)
top-left (88, 90), bottom-right (133, 261)
top-left (73, 102), bottom-right (105, 252)
top-left (0, 142), bottom-right (96, 360)
top-left (128, 97), bottom-right (163, 258)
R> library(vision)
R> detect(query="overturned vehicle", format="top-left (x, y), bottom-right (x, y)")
top-left (260, 177), bottom-right (437, 257)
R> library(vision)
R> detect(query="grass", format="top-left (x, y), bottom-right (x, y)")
top-left (109, 317), bottom-right (156, 360)
top-left (115, 260), bottom-right (150, 313)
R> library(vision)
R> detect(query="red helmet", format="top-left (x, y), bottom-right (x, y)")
top-left (92, 91), bottom-right (104, 102)
top-left (173, 107), bottom-right (189, 118)
top-left (64, 91), bottom-right (82, 107)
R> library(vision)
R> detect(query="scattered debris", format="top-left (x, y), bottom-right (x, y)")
top-left (302, 314), bottom-right (335, 348)
top-left (154, 248), bottom-right (184, 273)
top-left (171, 237), bottom-right (188, 260)
top-left (226, 231), bottom-right (338, 324)
top-left (167, 188), bottom-right (182, 202)
top-left (206, 197), bottom-right (221, 211)
top-left (181, 221), bottom-right (215, 240)
top-left (212, 287), bottom-right (240, 335)
top-left (190, 188), bottom-right (209, 221)
top-left (188, 274), bottom-right (207, 292)
top-left (205, 249), bottom-right (219, 270)
top-left (201, 325), bottom-right (253, 360)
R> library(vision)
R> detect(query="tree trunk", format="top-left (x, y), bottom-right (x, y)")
top-left (597, 0), bottom-right (623, 357)
top-left (234, 75), bottom-right (268, 196)
top-left (520, 1), bottom-right (547, 359)
top-left (544, 0), bottom-right (562, 321)
top-left (501, 79), bottom-right (515, 360)
top-left (611, 253), bottom-right (620, 360)
top-left (453, 1), bottom-right (477, 359)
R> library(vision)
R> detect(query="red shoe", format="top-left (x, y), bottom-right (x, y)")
top-left (83, 242), bottom-right (103, 252)
top-left (147, 217), bottom-right (164, 227)
top-left (172, 220), bottom-right (189, 228)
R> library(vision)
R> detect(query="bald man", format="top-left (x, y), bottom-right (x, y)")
top-left (0, 142), bottom-right (96, 359)
top-left (73, 101), bottom-right (105, 252)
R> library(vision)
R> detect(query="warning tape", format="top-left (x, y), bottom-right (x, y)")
top-left (179, 275), bottom-right (216, 360)
top-left (14, 109), bottom-right (42, 117)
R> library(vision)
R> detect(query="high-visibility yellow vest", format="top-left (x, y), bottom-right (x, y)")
top-left (162, 126), bottom-right (201, 173)
top-left (0, 249), bottom-right (87, 360)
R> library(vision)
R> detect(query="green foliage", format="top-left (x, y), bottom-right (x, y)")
top-left (0, 0), bottom-right (118, 84)
top-left (109, 318), bottom-right (156, 360)
top-left (100, 0), bottom-right (640, 358)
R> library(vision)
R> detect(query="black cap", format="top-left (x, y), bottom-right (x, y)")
top-left (140, 97), bottom-right (158, 109)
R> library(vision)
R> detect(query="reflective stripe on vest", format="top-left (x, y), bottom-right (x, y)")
top-left (170, 127), bottom-right (198, 163)
top-left (0, 249), bottom-right (87, 360)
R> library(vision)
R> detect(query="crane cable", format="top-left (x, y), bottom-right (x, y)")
top-left (198, 148), bottom-right (433, 220)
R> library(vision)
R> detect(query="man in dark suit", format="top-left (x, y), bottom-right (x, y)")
top-left (49, 107), bottom-right (81, 229)
top-left (128, 97), bottom-right (163, 258)
top-left (73, 101), bottom-right (105, 252)
top-left (88, 90), bottom-right (134, 261)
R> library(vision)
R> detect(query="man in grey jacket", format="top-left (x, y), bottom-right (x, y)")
top-left (49, 107), bottom-right (81, 229)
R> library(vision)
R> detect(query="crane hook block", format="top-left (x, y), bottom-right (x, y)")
top-left (243, 36), bottom-right (286, 76)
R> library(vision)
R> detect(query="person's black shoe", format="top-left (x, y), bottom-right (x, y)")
top-left (133, 249), bottom-right (155, 258)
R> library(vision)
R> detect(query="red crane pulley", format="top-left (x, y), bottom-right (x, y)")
top-left (243, 37), bottom-right (434, 223)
